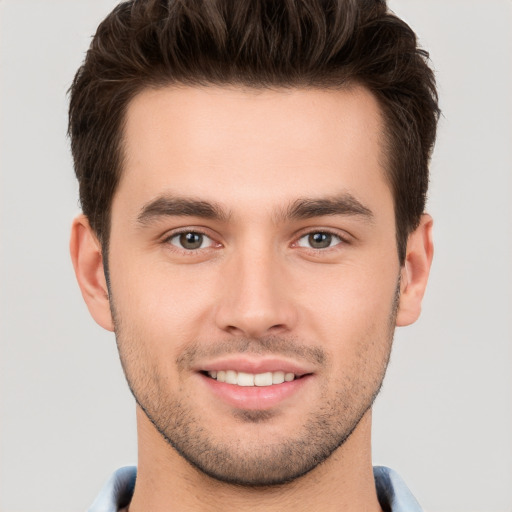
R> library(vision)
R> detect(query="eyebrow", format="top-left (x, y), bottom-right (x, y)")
top-left (282, 194), bottom-right (374, 222)
top-left (137, 195), bottom-right (231, 225)
top-left (136, 192), bottom-right (374, 226)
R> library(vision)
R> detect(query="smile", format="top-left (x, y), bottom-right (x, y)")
top-left (206, 370), bottom-right (297, 387)
top-left (197, 357), bottom-right (314, 409)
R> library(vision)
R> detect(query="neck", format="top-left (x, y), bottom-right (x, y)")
top-left (128, 406), bottom-right (382, 512)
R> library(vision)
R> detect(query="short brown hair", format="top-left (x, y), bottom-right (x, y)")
top-left (68, 0), bottom-right (439, 263)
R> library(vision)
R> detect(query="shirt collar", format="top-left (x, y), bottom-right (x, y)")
top-left (88, 465), bottom-right (422, 512)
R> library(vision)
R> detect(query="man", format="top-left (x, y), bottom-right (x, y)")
top-left (68, 0), bottom-right (439, 510)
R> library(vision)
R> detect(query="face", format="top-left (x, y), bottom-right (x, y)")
top-left (107, 85), bottom-right (401, 485)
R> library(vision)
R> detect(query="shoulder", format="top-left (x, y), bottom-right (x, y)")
top-left (87, 466), bottom-right (136, 512)
top-left (373, 466), bottom-right (423, 512)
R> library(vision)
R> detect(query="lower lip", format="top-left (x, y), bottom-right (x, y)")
top-left (199, 373), bottom-right (312, 410)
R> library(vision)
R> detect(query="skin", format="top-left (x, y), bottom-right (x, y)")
top-left (71, 85), bottom-right (433, 511)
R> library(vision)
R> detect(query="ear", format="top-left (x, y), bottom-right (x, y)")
top-left (396, 214), bottom-right (434, 327)
top-left (70, 215), bottom-right (114, 332)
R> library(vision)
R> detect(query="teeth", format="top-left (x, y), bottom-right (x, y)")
top-left (237, 372), bottom-right (255, 386)
top-left (207, 370), bottom-right (298, 387)
top-left (225, 370), bottom-right (237, 385)
top-left (272, 371), bottom-right (285, 384)
top-left (254, 372), bottom-right (272, 386)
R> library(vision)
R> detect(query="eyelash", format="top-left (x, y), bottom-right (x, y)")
top-left (163, 229), bottom-right (218, 253)
top-left (294, 230), bottom-right (347, 251)
top-left (162, 228), bottom-right (350, 253)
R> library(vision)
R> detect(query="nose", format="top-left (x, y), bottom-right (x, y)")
top-left (214, 245), bottom-right (298, 338)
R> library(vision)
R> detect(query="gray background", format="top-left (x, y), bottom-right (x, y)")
top-left (0, 1), bottom-right (511, 511)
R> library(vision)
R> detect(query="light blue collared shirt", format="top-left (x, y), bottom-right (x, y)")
top-left (88, 465), bottom-right (422, 511)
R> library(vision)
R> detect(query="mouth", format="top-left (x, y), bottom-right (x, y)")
top-left (202, 370), bottom-right (304, 387)
top-left (197, 359), bottom-right (314, 410)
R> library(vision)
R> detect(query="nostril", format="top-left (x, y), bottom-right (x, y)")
top-left (223, 322), bottom-right (288, 338)
top-left (214, 293), bottom-right (298, 337)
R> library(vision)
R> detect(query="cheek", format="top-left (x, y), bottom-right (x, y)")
top-left (295, 261), bottom-right (399, 354)
top-left (110, 256), bottom-right (218, 345)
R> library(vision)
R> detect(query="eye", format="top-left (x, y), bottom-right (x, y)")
top-left (168, 231), bottom-right (214, 250)
top-left (297, 231), bottom-right (343, 249)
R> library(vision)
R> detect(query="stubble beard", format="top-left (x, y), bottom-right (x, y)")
top-left (111, 284), bottom-right (399, 487)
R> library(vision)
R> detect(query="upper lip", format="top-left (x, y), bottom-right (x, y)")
top-left (194, 356), bottom-right (315, 377)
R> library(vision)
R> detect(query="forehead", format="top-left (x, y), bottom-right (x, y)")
top-left (117, 84), bottom-right (390, 216)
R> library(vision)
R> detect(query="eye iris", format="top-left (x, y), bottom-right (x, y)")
top-left (309, 232), bottom-right (332, 249)
top-left (180, 232), bottom-right (203, 250)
